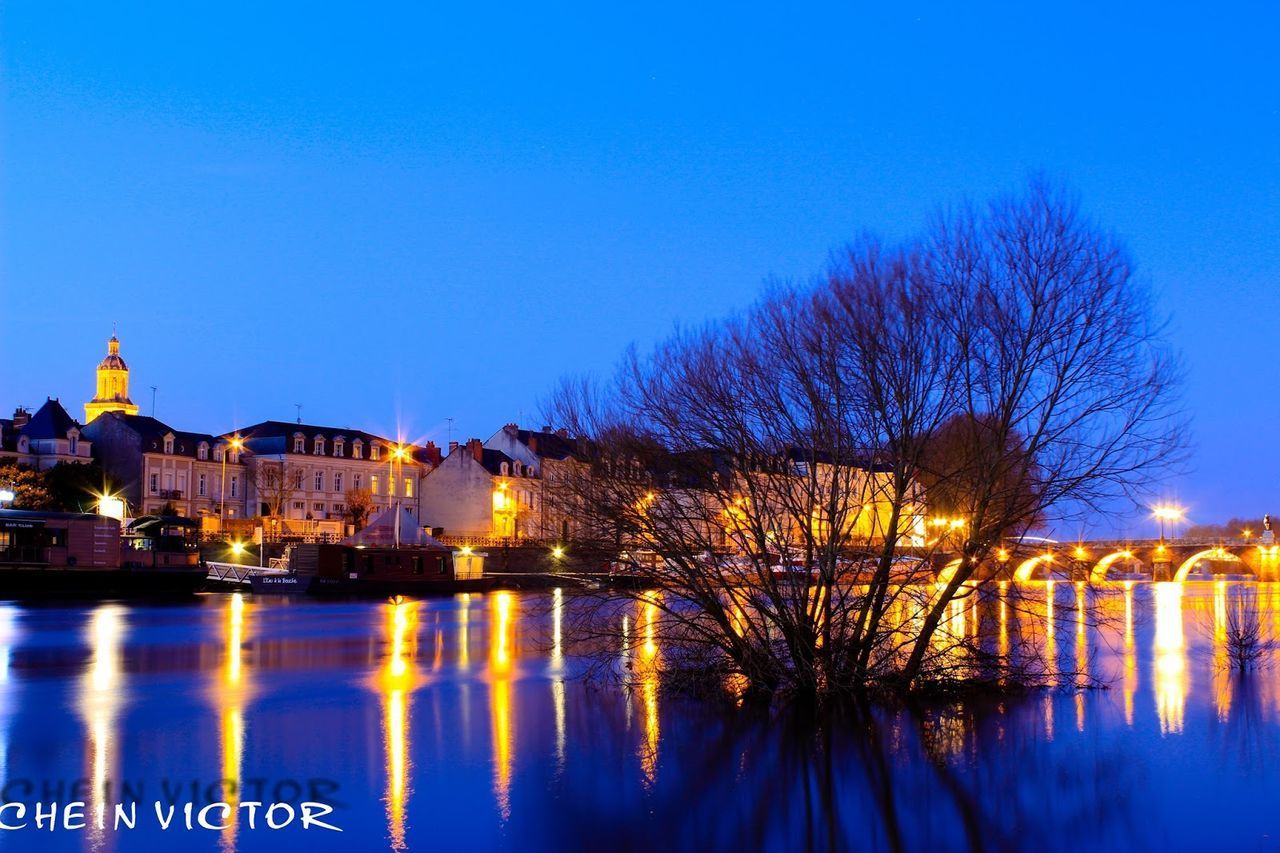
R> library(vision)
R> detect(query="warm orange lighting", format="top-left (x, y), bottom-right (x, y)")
top-left (997, 548), bottom-right (1009, 562)
top-left (1151, 505), bottom-right (1185, 522)
top-left (1073, 546), bottom-right (1086, 560)
top-left (552, 546), bottom-right (565, 559)
top-left (229, 540), bottom-right (246, 558)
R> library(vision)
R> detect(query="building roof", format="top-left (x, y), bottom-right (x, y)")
top-left (505, 426), bottom-right (593, 461)
top-left (20, 399), bottom-right (80, 441)
top-left (342, 506), bottom-right (448, 549)
top-left (101, 413), bottom-right (220, 459)
top-left (234, 420), bottom-right (407, 459)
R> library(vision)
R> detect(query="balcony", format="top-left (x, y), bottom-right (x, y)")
top-left (158, 489), bottom-right (184, 500)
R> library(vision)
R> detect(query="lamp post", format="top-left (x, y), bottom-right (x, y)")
top-left (220, 435), bottom-right (244, 535)
top-left (1152, 505), bottom-right (1184, 544)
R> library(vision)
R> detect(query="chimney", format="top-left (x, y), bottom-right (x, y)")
top-left (467, 438), bottom-right (484, 463)
top-left (12, 408), bottom-right (29, 429)
top-left (542, 425), bottom-right (552, 433)
top-left (448, 440), bottom-right (459, 456)
top-left (556, 428), bottom-right (569, 439)
top-left (527, 433), bottom-right (538, 454)
top-left (424, 441), bottom-right (442, 467)
top-left (503, 422), bottom-right (518, 436)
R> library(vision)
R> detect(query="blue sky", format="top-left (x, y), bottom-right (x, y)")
top-left (1, 3), bottom-right (1277, 533)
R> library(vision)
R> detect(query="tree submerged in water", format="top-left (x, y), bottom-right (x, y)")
top-left (548, 178), bottom-right (1184, 699)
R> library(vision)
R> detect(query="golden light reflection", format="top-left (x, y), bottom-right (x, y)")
top-left (1153, 582), bottom-right (1186, 735)
top-left (551, 589), bottom-right (566, 773)
top-left (1123, 582), bottom-right (1136, 727)
top-left (79, 605), bottom-right (126, 851)
top-left (374, 599), bottom-right (420, 851)
top-left (1074, 582), bottom-right (1087, 731)
top-left (216, 594), bottom-right (252, 853)
top-left (1212, 581), bottom-right (1232, 723)
top-left (636, 594), bottom-right (661, 789)
top-left (490, 592), bottom-right (514, 822)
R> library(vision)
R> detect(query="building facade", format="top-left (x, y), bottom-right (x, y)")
top-left (235, 421), bottom-right (440, 526)
top-left (484, 423), bottom-right (591, 541)
top-left (84, 333), bottom-right (140, 423)
top-left (417, 438), bottom-right (539, 539)
top-left (0, 399), bottom-right (93, 470)
top-left (84, 412), bottom-right (249, 520)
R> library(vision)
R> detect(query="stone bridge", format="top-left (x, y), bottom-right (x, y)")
top-left (937, 539), bottom-right (1280, 583)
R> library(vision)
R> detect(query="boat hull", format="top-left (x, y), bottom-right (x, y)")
top-left (249, 574), bottom-right (494, 597)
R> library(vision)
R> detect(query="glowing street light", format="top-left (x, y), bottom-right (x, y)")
top-left (1151, 505), bottom-right (1185, 543)
top-left (220, 435), bottom-right (244, 534)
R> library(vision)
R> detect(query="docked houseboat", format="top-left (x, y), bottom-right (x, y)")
top-left (250, 507), bottom-right (490, 596)
top-left (0, 509), bottom-right (206, 598)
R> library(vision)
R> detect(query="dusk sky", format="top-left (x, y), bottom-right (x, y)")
top-left (2, 3), bottom-right (1277, 534)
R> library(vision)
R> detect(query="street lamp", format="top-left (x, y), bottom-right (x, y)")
top-left (1151, 505), bottom-right (1184, 544)
top-left (388, 443), bottom-right (408, 513)
top-left (220, 435), bottom-right (244, 535)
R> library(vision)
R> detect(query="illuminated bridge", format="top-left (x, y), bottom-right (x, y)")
top-left (936, 539), bottom-right (1280, 584)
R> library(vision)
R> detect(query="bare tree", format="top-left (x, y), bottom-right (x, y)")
top-left (345, 487), bottom-right (374, 530)
top-left (246, 456), bottom-right (299, 523)
top-left (548, 178), bottom-right (1183, 699)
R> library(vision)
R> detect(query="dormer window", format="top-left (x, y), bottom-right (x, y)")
top-left (500, 461), bottom-right (509, 475)
top-left (164, 435), bottom-right (175, 455)
top-left (352, 440), bottom-right (363, 460)
top-left (371, 445), bottom-right (380, 461)
top-left (197, 442), bottom-right (209, 461)
top-left (314, 435), bottom-right (325, 455)
top-left (333, 437), bottom-right (345, 458)
top-left (293, 434), bottom-right (305, 453)
top-left (68, 432), bottom-right (79, 455)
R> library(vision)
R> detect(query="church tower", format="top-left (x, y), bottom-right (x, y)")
top-left (85, 331), bottom-right (140, 423)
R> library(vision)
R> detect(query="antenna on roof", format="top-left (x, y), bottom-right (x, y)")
top-left (295, 403), bottom-right (303, 425)
top-left (150, 386), bottom-right (157, 417)
top-left (446, 417), bottom-right (454, 444)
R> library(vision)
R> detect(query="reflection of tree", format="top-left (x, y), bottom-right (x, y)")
top-left (525, 692), bottom-right (1142, 851)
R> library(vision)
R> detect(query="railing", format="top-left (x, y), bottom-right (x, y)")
top-left (158, 489), bottom-right (183, 500)
top-left (205, 561), bottom-right (290, 583)
top-left (437, 535), bottom-right (550, 548)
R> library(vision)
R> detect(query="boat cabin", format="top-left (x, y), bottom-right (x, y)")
top-left (0, 509), bottom-right (121, 569)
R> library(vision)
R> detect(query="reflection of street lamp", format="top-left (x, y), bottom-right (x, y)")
top-left (220, 435), bottom-right (244, 534)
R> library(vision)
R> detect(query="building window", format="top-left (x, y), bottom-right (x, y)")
top-left (293, 435), bottom-right (305, 453)
top-left (164, 437), bottom-right (174, 454)
top-left (294, 470), bottom-right (304, 490)
top-left (149, 473), bottom-right (158, 494)
top-left (314, 437), bottom-right (325, 455)
top-left (334, 473), bottom-right (343, 493)
top-left (332, 503), bottom-right (344, 512)
top-left (197, 443), bottom-right (208, 460)
top-left (230, 476), bottom-right (239, 498)
top-left (371, 445), bottom-right (381, 461)
top-left (215, 447), bottom-right (224, 462)
top-left (315, 471), bottom-right (324, 491)
top-left (293, 501), bottom-right (305, 511)
top-left (371, 475), bottom-right (379, 496)
top-left (388, 477), bottom-right (396, 497)
top-left (354, 474), bottom-right (362, 490)
top-left (404, 477), bottom-right (413, 498)
top-left (333, 439), bottom-right (344, 458)
top-left (313, 502), bottom-right (325, 512)
top-left (69, 436), bottom-right (78, 455)
top-left (353, 441), bottom-right (363, 460)
top-left (198, 474), bottom-right (206, 497)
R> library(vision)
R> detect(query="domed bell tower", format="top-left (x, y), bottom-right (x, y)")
top-left (85, 331), bottom-right (140, 423)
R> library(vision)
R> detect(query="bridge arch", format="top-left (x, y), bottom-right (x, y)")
top-left (936, 558), bottom-right (964, 586)
top-left (1173, 548), bottom-right (1248, 582)
top-left (1014, 554), bottom-right (1057, 582)
top-left (1090, 550), bottom-right (1143, 583)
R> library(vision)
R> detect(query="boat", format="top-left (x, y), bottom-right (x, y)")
top-left (0, 509), bottom-right (206, 598)
top-left (250, 507), bottom-right (491, 597)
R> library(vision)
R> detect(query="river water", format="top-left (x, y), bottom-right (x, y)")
top-left (0, 583), bottom-right (1276, 851)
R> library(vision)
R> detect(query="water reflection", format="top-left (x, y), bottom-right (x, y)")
top-left (79, 605), bottom-right (126, 851)
top-left (490, 591), bottom-right (514, 822)
top-left (5, 585), bottom-right (1280, 850)
top-left (1153, 582), bottom-right (1186, 735)
top-left (374, 599), bottom-right (420, 851)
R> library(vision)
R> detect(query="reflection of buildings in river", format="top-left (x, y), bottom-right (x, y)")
top-left (78, 605), bottom-right (127, 852)
top-left (490, 591), bottom-right (514, 822)
top-left (1153, 582), bottom-right (1186, 735)
top-left (1074, 582), bottom-right (1088, 731)
top-left (376, 599), bottom-right (420, 851)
